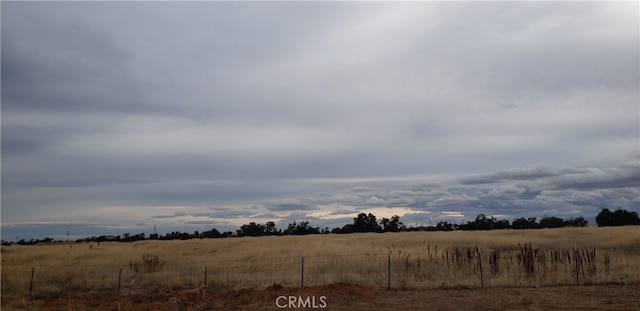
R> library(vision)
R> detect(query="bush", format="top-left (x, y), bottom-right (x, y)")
top-left (130, 253), bottom-right (164, 273)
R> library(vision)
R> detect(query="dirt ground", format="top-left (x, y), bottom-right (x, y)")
top-left (2, 283), bottom-right (639, 311)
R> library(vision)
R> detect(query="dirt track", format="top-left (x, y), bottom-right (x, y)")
top-left (2, 283), bottom-right (639, 311)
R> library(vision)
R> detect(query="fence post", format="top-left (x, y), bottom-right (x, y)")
top-left (301, 256), bottom-right (305, 288)
top-left (387, 249), bottom-right (392, 290)
top-left (476, 245), bottom-right (484, 289)
top-left (574, 244), bottom-right (579, 286)
top-left (117, 266), bottom-right (122, 297)
top-left (204, 265), bottom-right (208, 287)
top-left (29, 263), bottom-right (35, 296)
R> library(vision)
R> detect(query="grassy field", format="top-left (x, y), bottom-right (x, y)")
top-left (2, 226), bottom-right (639, 299)
top-left (4, 226), bottom-right (638, 263)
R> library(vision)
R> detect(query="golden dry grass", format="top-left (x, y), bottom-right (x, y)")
top-left (2, 226), bottom-right (639, 297)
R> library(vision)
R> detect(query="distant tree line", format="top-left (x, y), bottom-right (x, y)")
top-left (2, 208), bottom-right (638, 246)
top-left (595, 208), bottom-right (640, 227)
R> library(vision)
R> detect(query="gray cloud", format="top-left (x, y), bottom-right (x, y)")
top-left (364, 196), bottom-right (387, 206)
top-left (262, 199), bottom-right (318, 212)
top-left (328, 209), bottom-right (358, 216)
top-left (547, 161), bottom-right (640, 190)
top-left (459, 165), bottom-right (588, 185)
top-left (2, 2), bottom-right (638, 239)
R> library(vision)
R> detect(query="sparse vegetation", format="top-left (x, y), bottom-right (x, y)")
top-left (2, 226), bottom-right (639, 302)
top-left (5, 209), bottom-right (638, 246)
top-left (129, 254), bottom-right (165, 273)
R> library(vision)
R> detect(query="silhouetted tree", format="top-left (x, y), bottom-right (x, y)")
top-left (512, 217), bottom-right (538, 229)
top-left (476, 214), bottom-right (494, 230)
top-left (237, 222), bottom-right (267, 237)
top-left (493, 219), bottom-right (511, 229)
top-left (352, 213), bottom-right (383, 233)
top-left (460, 214), bottom-right (499, 230)
top-left (202, 228), bottom-right (222, 238)
top-left (597, 208), bottom-right (640, 226)
top-left (436, 221), bottom-right (455, 231)
top-left (332, 225), bottom-right (350, 234)
top-left (564, 216), bottom-right (588, 227)
top-left (613, 209), bottom-right (640, 226)
top-left (283, 221), bottom-right (319, 235)
top-left (596, 208), bottom-right (614, 226)
top-left (539, 216), bottom-right (565, 228)
top-left (265, 221), bottom-right (280, 236)
top-left (380, 215), bottom-right (405, 232)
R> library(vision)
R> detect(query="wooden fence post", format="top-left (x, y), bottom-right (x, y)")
top-left (29, 265), bottom-right (35, 296)
top-left (117, 266), bottom-right (122, 296)
top-left (476, 245), bottom-right (484, 289)
top-left (574, 244), bottom-right (579, 286)
top-left (301, 256), bottom-right (305, 288)
top-left (387, 249), bottom-right (392, 290)
top-left (204, 265), bottom-right (208, 287)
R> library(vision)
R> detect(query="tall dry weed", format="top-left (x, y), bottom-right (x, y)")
top-left (2, 226), bottom-right (639, 296)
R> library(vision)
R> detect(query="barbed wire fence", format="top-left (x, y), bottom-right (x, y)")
top-left (2, 245), bottom-right (638, 297)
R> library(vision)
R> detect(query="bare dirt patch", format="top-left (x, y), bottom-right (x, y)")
top-left (2, 283), bottom-right (638, 311)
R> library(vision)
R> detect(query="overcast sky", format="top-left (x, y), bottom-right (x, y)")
top-left (2, 2), bottom-right (639, 240)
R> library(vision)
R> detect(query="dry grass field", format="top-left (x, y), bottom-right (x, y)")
top-left (2, 226), bottom-right (639, 310)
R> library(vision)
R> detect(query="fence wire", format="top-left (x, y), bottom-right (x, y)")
top-left (2, 246), bottom-right (638, 297)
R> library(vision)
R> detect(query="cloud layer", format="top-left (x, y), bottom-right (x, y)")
top-left (2, 2), bottom-right (638, 239)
